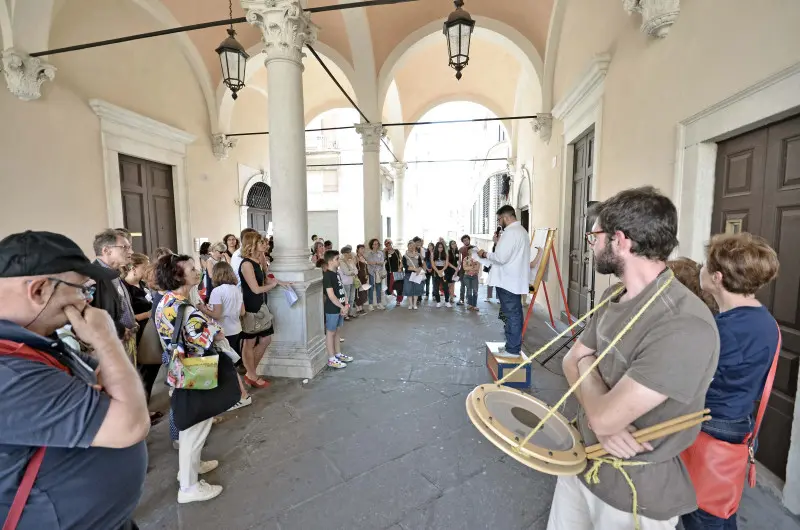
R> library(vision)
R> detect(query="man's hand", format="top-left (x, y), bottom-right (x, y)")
top-left (64, 305), bottom-right (120, 351)
top-left (340, 304), bottom-right (349, 315)
top-left (478, 249), bottom-right (487, 259)
top-left (595, 425), bottom-right (653, 459)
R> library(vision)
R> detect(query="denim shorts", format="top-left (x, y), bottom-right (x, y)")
top-left (325, 313), bottom-right (344, 332)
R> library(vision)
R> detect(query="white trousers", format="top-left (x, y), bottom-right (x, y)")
top-left (178, 417), bottom-right (213, 490)
top-left (547, 475), bottom-right (678, 530)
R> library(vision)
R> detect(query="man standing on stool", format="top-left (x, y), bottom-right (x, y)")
top-left (475, 205), bottom-right (530, 358)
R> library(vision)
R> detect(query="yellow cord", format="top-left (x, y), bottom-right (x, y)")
top-left (584, 456), bottom-right (650, 530)
top-left (496, 285), bottom-right (624, 384)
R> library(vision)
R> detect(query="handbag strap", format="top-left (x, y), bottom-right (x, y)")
top-left (750, 322), bottom-right (783, 441)
top-left (170, 303), bottom-right (189, 349)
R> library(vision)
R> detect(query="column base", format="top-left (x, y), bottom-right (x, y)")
top-left (257, 266), bottom-right (327, 379)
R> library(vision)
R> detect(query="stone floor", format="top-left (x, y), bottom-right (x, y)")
top-left (135, 288), bottom-right (800, 530)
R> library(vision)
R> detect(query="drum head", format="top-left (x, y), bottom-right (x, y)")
top-left (469, 385), bottom-right (586, 466)
top-left (466, 390), bottom-right (587, 476)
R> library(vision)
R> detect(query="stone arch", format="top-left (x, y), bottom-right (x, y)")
top-left (517, 167), bottom-right (532, 209)
top-left (217, 40), bottom-right (357, 134)
top-left (404, 96), bottom-right (510, 143)
top-left (0, 0), bottom-right (13, 49)
top-left (11, 0), bottom-right (54, 52)
top-left (541, 0), bottom-right (568, 112)
top-left (129, 0), bottom-right (218, 131)
top-left (377, 16), bottom-right (544, 115)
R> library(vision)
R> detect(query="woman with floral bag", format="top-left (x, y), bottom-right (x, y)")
top-left (680, 233), bottom-right (781, 530)
top-left (155, 254), bottom-right (240, 504)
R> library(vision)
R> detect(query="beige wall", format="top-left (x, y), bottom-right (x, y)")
top-left (528, 0), bottom-right (800, 308)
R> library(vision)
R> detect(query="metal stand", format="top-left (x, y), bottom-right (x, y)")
top-left (540, 326), bottom-right (584, 366)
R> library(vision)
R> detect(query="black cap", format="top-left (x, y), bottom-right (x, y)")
top-left (0, 231), bottom-right (119, 280)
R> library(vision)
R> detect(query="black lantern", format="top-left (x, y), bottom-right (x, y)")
top-left (216, 0), bottom-right (248, 100)
top-left (443, 0), bottom-right (475, 81)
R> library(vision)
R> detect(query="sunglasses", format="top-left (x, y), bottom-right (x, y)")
top-left (48, 277), bottom-right (96, 300)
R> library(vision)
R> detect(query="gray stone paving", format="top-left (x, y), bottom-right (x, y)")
top-left (135, 289), bottom-right (800, 530)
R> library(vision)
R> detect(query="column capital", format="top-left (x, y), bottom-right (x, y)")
top-left (390, 161), bottom-right (408, 177)
top-left (242, 0), bottom-right (318, 66)
top-left (531, 113), bottom-right (553, 143)
top-left (1, 48), bottom-right (56, 101)
top-left (212, 133), bottom-right (238, 160)
top-left (354, 122), bottom-right (386, 153)
top-left (622, 0), bottom-right (680, 38)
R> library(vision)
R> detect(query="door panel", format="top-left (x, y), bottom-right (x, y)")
top-left (714, 114), bottom-right (800, 480)
top-left (119, 155), bottom-right (177, 256)
top-left (567, 129), bottom-right (594, 317)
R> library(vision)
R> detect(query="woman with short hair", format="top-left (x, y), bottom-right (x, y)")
top-left (155, 254), bottom-right (232, 504)
top-left (366, 238), bottom-right (385, 310)
top-left (681, 233), bottom-right (781, 530)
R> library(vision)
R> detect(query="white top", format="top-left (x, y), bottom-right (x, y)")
top-left (474, 221), bottom-right (531, 295)
top-left (230, 249), bottom-right (243, 286)
top-left (208, 284), bottom-right (243, 336)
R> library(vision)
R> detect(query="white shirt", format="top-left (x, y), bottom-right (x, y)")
top-left (208, 284), bottom-right (243, 336)
top-left (474, 221), bottom-right (531, 295)
top-left (230, 249), bottom-right (243, 286)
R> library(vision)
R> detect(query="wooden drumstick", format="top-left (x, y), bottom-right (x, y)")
top-left (586, 415), bottom-right (710, 459)
top-left (584, 409), bottom-right (709, 455)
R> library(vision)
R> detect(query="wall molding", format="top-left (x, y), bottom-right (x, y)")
top-left (89, 99), bottom-right (196, 254)
top-left (552, 53), bottom-right (610, 126)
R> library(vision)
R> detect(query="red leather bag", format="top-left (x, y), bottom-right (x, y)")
top-left (680, 324), bottom-right (782, 519)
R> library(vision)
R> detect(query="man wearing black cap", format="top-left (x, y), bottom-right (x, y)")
top-left (0, 231), bottom-right (149, 530)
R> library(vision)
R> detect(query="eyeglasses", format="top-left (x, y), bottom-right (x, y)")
top-left (110, 244), bottom-right (132, 252)
top-left (585, 230), bottom-right (605, 245)
top-left (48, 277), bottom-right (96, 300)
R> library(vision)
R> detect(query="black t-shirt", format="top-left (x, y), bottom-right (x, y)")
top-left (322, 270), bottom-right (346, 315)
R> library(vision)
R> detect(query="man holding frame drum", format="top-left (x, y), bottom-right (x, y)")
top-left (549, 187), bottom-right (719, 529)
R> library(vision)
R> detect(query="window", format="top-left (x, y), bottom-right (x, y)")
top-left (246, 182), bottom-right (271, 210)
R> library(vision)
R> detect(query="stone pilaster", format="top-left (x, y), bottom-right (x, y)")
top-left (243, 0), bottom-right (326, 379)
top-left (1, 48), bottom-right (56, 101)
top-left (391, 162), bottom-right (407, 246)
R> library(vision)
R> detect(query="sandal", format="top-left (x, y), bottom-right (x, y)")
top-left (244, 375), bottom-right (270, 389)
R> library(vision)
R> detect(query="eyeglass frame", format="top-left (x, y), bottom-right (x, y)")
top-left (585, 230), bottom-right (605, 245)
top-left (47, 277), bottom-right (96, 300)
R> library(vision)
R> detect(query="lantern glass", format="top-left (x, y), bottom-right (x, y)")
top-left (216, 28), bottom-right (249, 99)
top-left (443, 4), bottom-right (475, 80)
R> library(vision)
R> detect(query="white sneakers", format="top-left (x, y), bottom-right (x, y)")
top-left (177, 460), bottom-right (222, 504)
top-left (377, 303), bottom-right (385, 309)
top-left (226, 395), bottom-right (252, 412)
top-left (445, 302), bottom-right (453, 308)
top-left (178, 480), bottom-right (223, 504)
top-left (436, 302), bottom-right (442, 308)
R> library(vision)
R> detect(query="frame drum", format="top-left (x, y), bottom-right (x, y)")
top-left (467, 385), bottom-right (587, 476)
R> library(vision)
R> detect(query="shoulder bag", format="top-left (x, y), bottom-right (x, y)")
top-left (136, 318), bottom-right (164, 366)
top-left (241, 302), bottom-right (273, 334)
top-left (166, 304), bottom-right (219, 390)
top-left (680, 323), bottom-right (783, 519)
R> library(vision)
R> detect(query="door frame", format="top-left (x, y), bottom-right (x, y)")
top-left (90, 99), bottom-right (195, 255)
top-left (673, 60), bottom-right (800, 512)
top-left (239, 165), bottom-right (272, 231)
top-left (552, 54), bottom-right (609, 314)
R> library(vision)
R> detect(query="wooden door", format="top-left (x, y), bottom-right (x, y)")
top-left (712, 114), bottom-right (800, 480)
top-left (567, 129), bottom-right (595, 317)
top-left (119, 155), bottom-right (177, 256)
top-left (520, 207), bottom-right (530, 232)
top-left (248, 208), bottom-right (270, 236)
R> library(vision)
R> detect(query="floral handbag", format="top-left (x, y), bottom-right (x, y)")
top-left (166, 304), bottom-right (219, 390)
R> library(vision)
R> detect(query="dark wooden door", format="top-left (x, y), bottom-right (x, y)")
top-left (119, 154), bottom-right (177, 256)
top-left (567, 129), bottom-right (595, 317)
top-left (520, 207), bottom-right (530, 232)
top-left (712, 114), bottom-right (800, 480)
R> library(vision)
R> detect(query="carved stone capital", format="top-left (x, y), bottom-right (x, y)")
top-left (622, 0), bottom-right (680, 38)
top-left (390, 161), bottom-right (408, 178)
top-left (242, 0), bottom-right (318, 65)
top-left (354, 123), bottom-right (386, 153)
top-left (531, 113), bottom-right (553, 143)
top-left (212, 133), bottom-right (238, 160)
top-left (506, 157), bottom-right (517, 175)
top-left (1, 48), bottom-right (56, 101)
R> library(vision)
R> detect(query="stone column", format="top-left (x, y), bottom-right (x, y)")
top-left (243, 0), bottom-right (326, 379)
top-left (391, 162), bottom-right (407, 245)
top-left (356, 122), bottom-right (386, 243)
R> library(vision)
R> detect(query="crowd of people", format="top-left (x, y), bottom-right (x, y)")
top-left (0, 185), bottom-right (784, 530)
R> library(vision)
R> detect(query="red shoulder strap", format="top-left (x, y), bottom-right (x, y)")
top-left (745, 322), bottom-right (782, 488)
top-left (753, 323), bottom-right (783, 437)
top-left (0, 342), bottom-right (70, 530)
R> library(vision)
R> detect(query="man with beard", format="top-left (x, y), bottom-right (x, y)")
top-left (475, 205), bottom-right (530, 358)
top-left (547, 187), bottom-right (719, 530)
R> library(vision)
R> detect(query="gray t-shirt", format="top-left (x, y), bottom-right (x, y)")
top-left (577, 271), bottom-right (719, 520)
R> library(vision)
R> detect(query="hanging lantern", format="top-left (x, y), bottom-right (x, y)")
top-left (443, 0), bottom-right (475, 81)
top-left (216, 0), bottom-right (248, 100)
